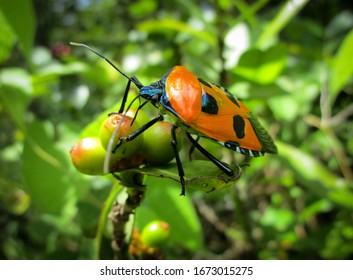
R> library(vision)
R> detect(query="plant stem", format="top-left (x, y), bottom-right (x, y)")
top-left (109, 173), bottom-right (146, 259)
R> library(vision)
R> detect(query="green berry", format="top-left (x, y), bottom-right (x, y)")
top-left (141, 220), bottom-right (170, 247)
top-left (125, 108), bottom-right (150, 128)
top-left (140, 121), bottom-right (183, 166)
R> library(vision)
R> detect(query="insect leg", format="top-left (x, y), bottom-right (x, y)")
top-left (113, 114), bottom-right (164, 152)
top-left (171, 125), bottom-right (186, 196)
top-left (118, 79), bottom-right (132, 114)
top-left (186, 133), bottom-right (234, 176)
top-left (130, 100), bottom-right (149, 126)
top-left (188, 135), bottom-right (200, 160)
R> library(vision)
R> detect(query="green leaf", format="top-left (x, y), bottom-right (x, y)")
top-left (136, 177), bottom-right (204, 251)
top-left (0, 68), bottom-right (32, 95)
top-left (138, 19), bottom-right (216, 45)
top-left (0, 68), bottom-right (32, 129)
top-left (268, 75), bottom-right (320, 121)
top-left (128, 0), bottom-right (157, 18)
top-left (298, 200), bottom-right (333, 223)
top-left (230, 82), bottom-right (288, 100)
top-left (276, 141), bottom-right (353, 209)
top-left (122, 161), bottom-right (242, 193)
top-left (268, 94), bottom-right (300, 122)
top-left (330, 29), bottom-right (353, 97)
top-left (232, 44), bottom-right (287, 84)
top-left (256, 0), bottom-right (310, 47)
top-left (0, 10), bottom-right (15, 63)
top-left (22, 121), bottom-right (78, 214)
top-left (0, 0), bottom-right (35, 60)
top-left (261, 206), bottom-right (295, 231)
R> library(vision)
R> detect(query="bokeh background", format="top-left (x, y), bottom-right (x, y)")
top-left (1, 0), bottom-right (353, 259)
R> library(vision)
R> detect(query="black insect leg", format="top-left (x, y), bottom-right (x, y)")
top-left (113, 114), bottom-right (164, 153)
top-left (171, 125), bottom-right (186, 196)
top-left (118, 79), bottom-right (132, 114)
top-left (188, 135), bottom-right (200, 160)
top-left (186, 133), bottom-right (234, 176)
top-left (130, 100), bottom-right (150, 126)
top-left (118, 79), bottom-right (150, 126)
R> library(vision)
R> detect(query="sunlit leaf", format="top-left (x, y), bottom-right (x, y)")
top-left (233, 44), bottom-right (287, 84)
top-left (128, 0), bottom-right (157, 18)
top-left (330, 29), bottom-right (353, 98)
top-left (138, 19), bottom-right (216, 45)
top-left (0, 10), bottom-right (15, 63)
top-left (256, 0), bottom-right (310, 47)
top-left (0, 68), bottom-right (32, 96)
top-left (0, 68), bottom-right (32, 129)
top-left (230, 81), bottom-right (288, 100)
top-left (268, 94), bottom-right (300, 122)
top-left (23, 121), bottom-right (78, 214)
top-left (261, 206), bottom-right (295, 231)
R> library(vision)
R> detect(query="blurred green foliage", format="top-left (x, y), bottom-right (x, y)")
top-left (1, 0), bottom-right (353, 260)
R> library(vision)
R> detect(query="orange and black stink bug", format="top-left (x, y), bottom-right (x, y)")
top-left (71, 43), bottom-right (277, 195)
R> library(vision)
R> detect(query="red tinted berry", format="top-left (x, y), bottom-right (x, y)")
top-left (99, 113), bottom-right (144, 159)
top-left (70, 137), bottom-right (107, 175)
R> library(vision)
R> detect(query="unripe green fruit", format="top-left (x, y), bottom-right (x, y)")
top-left (125, 109), bottom-right (150, 128)
top-left (140, 121), bottom-right (183, 166)
top-left (99, 113), bottom-right (144, 159)
top-left (141, 220), bottom-right (170, 247)
top-left (70, 137), bottom-right (107, 175)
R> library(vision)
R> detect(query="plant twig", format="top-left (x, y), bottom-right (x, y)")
top-left (109, 174), bottom-right (146, 259)
top-left (319, 66), bottom-right (353, 180)
top-left (330, 103), bottom-right (353, 126)
top-left (322, 127), bottom-right (353, 180)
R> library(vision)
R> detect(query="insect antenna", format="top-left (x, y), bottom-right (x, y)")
top-left (69, 42), bottom-right (144, 89)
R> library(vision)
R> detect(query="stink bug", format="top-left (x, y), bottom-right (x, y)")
top-left (70, 43), bottom-right (277, 195)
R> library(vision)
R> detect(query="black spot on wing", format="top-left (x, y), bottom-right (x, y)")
top-left (201, 92), bottom-right (218, 114)
top-left (233, 115), bottom-right (245, 139)
top-left (198, 77), bottom-right (241, 109)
